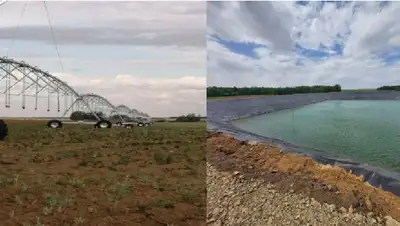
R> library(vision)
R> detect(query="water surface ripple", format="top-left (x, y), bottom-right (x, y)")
top-left (232, 100), bottom-right (400, 173)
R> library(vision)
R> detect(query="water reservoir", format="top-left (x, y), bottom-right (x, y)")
top-left (232, 100), bottom-right (400, 172)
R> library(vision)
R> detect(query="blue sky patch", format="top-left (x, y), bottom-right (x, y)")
top-left (295, 1), bottom-right (310, 7)
top-left (213, 32), bottom-right (346, 65)
top-left (378, 47), bottom-right (400, 65)
top-left (212, 35), bottom-right (265, 59)
top-left (296, 1), bottom-right (353, 10)
top-left (294, 40), bottom-right (344, 62)
top-left (295, 43), bottom-right (330, 60)
top-left (331, 42), bottom-right (344, 56)
top-left (379, 1), bottom-right (390, 9)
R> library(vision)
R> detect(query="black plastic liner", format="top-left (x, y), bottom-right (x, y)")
top-left (208, 91), bottom-right (400, 197)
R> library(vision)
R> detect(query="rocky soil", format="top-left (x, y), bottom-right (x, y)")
top-left (208, 164), bottom-right (394, 226)
top-left (207, 132), bottom-right (400, 226)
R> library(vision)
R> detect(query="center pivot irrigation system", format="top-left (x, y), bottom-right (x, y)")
top-left (0, 56), bottom-right (152, 129)
top-left (115, 105), bottom-right (153, 127)
top-left (0, 1), bottom-right (153, 140)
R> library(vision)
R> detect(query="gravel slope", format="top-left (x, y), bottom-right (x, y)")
top-left (207, 164), bottom-right (399, 226)
top-left (207, 133), bottom-right (400, 226)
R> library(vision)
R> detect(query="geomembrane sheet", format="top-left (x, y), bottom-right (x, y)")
top-left (207, 91), bottom-right (400, 196)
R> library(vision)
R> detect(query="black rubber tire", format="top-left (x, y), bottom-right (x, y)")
top-left (124, 124), bottom-right (133, 129)
top-left (144, 123), bottom-right (150, 127)
top-left (137, 122), bottom-right (144, 127)
top-left (0, 120), bottom-right (9, 141)
top-left (116, 122), bottom-right (122, 126)
top-left (47, 120), bottom-right (63, 129)
top-left (94, 120), bottom-right (112, 129)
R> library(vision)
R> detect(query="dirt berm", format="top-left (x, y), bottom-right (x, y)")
top-left (207, 132), bottom-right (400, 224)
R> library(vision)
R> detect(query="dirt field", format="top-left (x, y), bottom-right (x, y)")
top-left (0, 120), bottom-right (206, 226)
top-left (207, 132), bottom-right (400, 222)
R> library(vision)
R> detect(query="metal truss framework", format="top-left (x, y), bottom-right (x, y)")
top-left (133, 109), bottom-right (150, 118)
top-left (117, 105), bottom-right (149, 117)
top-left (116, 104), bottom-right (134, 115)
top-left (64, 93), bottom-right (125, 122)
top-left (0, 56), bottom-right (128, 122)
top-left (115, 104), bottom-right (138, 119)
top-left (115, 105), bottom-right (152, 122)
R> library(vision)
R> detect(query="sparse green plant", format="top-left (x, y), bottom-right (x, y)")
top-left (135, 204), bottom-right (147, 213)
top-left (165, 154), bottom-right (173, 164)
top-left (44, 193), bottom-right (58, 207)
top-left (62, 151), bottom-right (72, 158)
top-left (69, 177), bottom-right (85, 188)
top-left (181, 192), bottom-right (197, 204)
top-left (152, 198), bottom-right (175, 209)
top-left (153, 152), bottom-right (167, 164)
top-left (74, 216), bottom-right (85, 224)
top-left (42, 206), bottom-right (53, 216)
top-left (118, 156), bottom-right (130, 164)
top-left (110, 178), bottom-right (132, 198)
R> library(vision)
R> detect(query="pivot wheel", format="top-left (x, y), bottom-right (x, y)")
top-left (137, 122), bottom-right (144, 127)
top-left (47, 120), bottom-right (63, 129)
top-left (124, 124), bottom-right (133, 129)
top-left (94, 120), bottom-right (112, 129)
top-left (0, 119), bottom-right (9, 141)
top-left (116, 122), bottom-right (122, 126)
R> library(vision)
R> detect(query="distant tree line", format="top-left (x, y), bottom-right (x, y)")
top-left (175, 113), bottom-right (201, 122)
top-left (207, 85), bottom-right (342, 98)
top-left (377, 85), bottom-right (400, 91)
top-left (154, 119), bottom-right (167, 122)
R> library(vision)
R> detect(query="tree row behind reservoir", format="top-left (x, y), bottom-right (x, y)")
top-left (207, 84), bottom-right (400, 98)
top-left (207, 85), bottom-right (342, 98)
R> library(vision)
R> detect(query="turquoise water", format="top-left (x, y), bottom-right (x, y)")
top-left (232, 100), bottom-right (400, 172)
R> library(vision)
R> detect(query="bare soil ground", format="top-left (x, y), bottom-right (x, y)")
top-left (207, 132), bottom-right (400, 222)
top-left (0, 120), bottom-right (206, 226)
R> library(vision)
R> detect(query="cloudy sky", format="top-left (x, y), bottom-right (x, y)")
top-left (208, 1), bottom-right (400, 89)
top-left (0, 1), bottom-right (206, 117)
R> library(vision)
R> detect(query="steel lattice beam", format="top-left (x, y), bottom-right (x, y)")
top-left (0, 56), bottom-right (126, 122)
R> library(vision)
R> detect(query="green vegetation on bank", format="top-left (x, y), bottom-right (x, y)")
top-left (342, 89), bottom-right (377, 92)
top-left (207, 84), bottom-right (342, 98)
top-left (377, 85), bottom-right (400, 91)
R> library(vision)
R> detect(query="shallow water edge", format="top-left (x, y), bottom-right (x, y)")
top-left (207, 91), bottom-right (400, 197)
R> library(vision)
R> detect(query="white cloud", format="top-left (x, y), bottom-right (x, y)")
top-left (0, 72), bottom-right (206, 118)
top-left (0, 2), bottom-right (206, 47)
top-left (0, 2), bottom-right (206, 117)
top-left (208, 1), bottom-right (400, 89)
